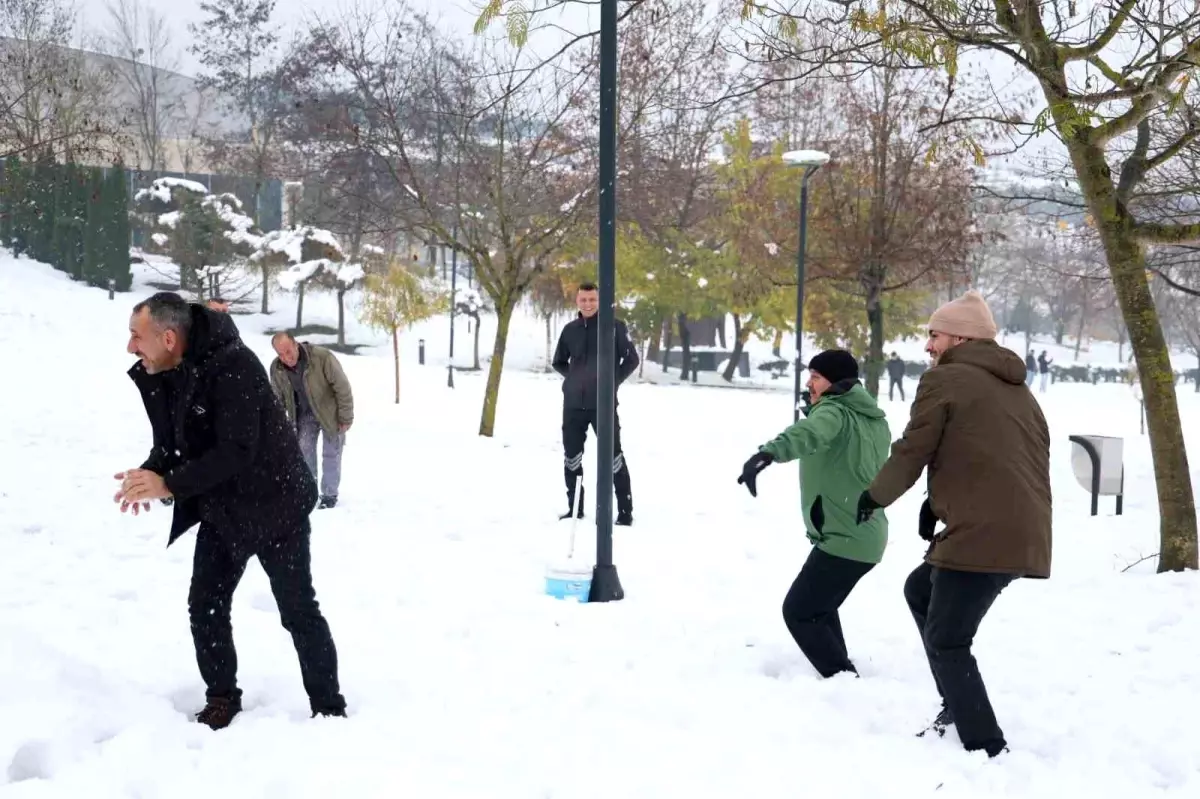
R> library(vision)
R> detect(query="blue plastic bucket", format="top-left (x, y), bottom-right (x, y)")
top-left (544, 565), bottom-right (592, 603)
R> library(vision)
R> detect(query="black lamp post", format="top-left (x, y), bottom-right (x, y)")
top-left (782, 149), bottom-right (830, 423)
top-left (590, 0), bottom-right (623, 603)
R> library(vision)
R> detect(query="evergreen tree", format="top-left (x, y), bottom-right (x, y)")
top-left (56, 163), bottom-right (88, 280)
top-left (83, 167), bottom-right (105, 285)
top-left (29, 154), bottom-right (58, 266)
top-left (103, 164), bottom-right (132, 291)
top-left (0, 158), bottom-right (13, 249)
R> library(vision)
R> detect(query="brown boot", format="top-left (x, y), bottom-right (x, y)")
top-left (195, 696), bottom-right (242, 730)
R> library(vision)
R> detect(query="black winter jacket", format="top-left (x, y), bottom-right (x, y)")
top-left (129, 305), bottom-right (317, 557)
top-left (552, 313), bottom-right (639, 410)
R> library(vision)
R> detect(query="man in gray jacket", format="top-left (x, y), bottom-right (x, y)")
top-left (270, 332), bottom-right (354, 509)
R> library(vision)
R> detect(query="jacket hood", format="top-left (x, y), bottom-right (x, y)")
top-left (939, 339), bottom-right (1027, 385)
top-left (819, 380), bottom-right (886, 419)
top-left (184, 304), bottom-right (241, 363)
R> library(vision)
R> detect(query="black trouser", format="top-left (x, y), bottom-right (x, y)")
top-left (889, 376), bottom-right (905, 401)
top-left (189, 522), bottom-right (345, 713)
top-left (904, 561), bottom-right (1014, 754)
top-left (781, 547), bottom-right (875, 678)
top-left (562, 406), bottom-right (632, 512)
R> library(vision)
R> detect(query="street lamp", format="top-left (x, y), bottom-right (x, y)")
top-left (782, 149), bottom-right (830, 422)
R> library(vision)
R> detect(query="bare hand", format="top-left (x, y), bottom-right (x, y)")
top-left (339, 423), bottom-right (351, 433)
top-left (114, 469), bottom-right (169, 514)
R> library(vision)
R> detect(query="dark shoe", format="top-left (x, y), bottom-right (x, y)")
top-left (560, 486), bottom-right (585, 520)
top-left (616, 496), bottom-right (632, 526)
top-left (195, 696), bottom-right (242, 730)
top-left (917, 705), bottom-right (953, 738)
top-left (318, 496), bottom-right (337, 509)
top-left (311, 707), bottom-right (347, 719)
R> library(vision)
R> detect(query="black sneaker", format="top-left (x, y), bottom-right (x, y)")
top-left (195, 696), bottom-right (242, 730)
top-left (559, 487), bottom-right (585, 520)
top-left (311, 707), bottom-right (347, 719)
top-left (318, 496), bottom-right (337, 509)
top-left (615, 510), bottom-right (633, 526)
top-left (917, 705), bottom-right (953, 738)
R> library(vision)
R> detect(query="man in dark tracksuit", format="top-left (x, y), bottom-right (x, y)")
top-left (886, 352), bottom-right (906, 401)
top-left (551, 282), bottom-right (639, 525)
top-left (116, 292), bottom-right (346, 730)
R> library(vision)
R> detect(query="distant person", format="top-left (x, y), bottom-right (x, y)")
top-left (1024, 352), bottom-right (1036, 387)
top-left (856, 289), bottom-right (1051, 759)
top-left (551, 282), bottom-right (640, 525)
top-left (115, 292), bottom-right (346, 729)
top-left (270, 332), bottom-right (354, 509)
top-left (738, 350), bottom-right (891, 679)
top-left (205, 297), bottom-right (231, 313)
top-left (886, 352), bottom-right (906, 401)
top-left (1037, 350), bottom-right (1052, 393)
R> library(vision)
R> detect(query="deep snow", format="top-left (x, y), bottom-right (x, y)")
top-left (1, 254), bottom-right (1198, 797)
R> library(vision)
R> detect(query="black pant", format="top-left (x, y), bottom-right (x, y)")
top-left (189, 522), bottom-right (345, 712)
top-left (904, 561), bottom-right (1013, 754)
top-left (562, 406), bottom-right (632, 511)
top-left (888, 377), bottom-right (905, 401)
top-left (781, 547), bottom-right (875, 678)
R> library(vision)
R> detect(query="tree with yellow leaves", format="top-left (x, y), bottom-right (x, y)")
top-left (359, 264), bottom-right (450, 404)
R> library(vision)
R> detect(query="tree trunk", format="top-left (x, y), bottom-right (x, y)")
top-left (864, 302), bottom-right (885, 397)
top-left (772, 329), bottom-right (782, 358)
top-left (662, 320), bottom-right (674, 374)
top-left (473, 311), bottom-right (482, 370)
top-left (1073, 300), bottom-right (1087, 361)
top-left (392, 326), bottom-right (400, 404)
top-left (722, 314), bottom-right (748, 382)
top-left (1096, 222), bottom-right (1197, 571)
top-left (1117, 322), bottom-right (1126, 362)
top-left (544, 313), bottom-right (553, 372)
top-left (639, 342), bottom-right (646, 377)
top-left (676, 312), bottom-right (692, 381)
top-left (295, 281), bottom-right (305, 331)
top-left (1065, 133), bottom-right (1197, 571)
top-left (646, 314), bottom-right (662, 363)
top-left (260, 263), bottom-right (271, 314)
top-left (478, 299), bottom-right (515, 437)
top-left (337, 289), bottom-right (346, 348)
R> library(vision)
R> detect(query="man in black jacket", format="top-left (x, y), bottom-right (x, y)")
top-left (114, 292), bottom-right (346, 730)
top-left (551, 282), bottom-right (639, 525)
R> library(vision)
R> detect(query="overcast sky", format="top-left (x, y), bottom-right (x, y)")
top-left (72, 0), bottom-right (1055, 175)
top-left (74, 0), bottom-right (527, 75)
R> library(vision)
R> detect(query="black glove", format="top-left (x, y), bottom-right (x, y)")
top-left (856, 490), bottom-right (882, 524)
top-left (918, 498), bottom-right (937, 541)
top-left (738, 451), bottom-right (775, 497)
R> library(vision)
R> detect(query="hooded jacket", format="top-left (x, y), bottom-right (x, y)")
top-left (868, 339), bottom-right (1052, 578)
top-left (761, 380), bottom-right (892, 564)
top-left (129, 305), bottom-right (317, 557)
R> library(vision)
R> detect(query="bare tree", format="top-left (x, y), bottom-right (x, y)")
top-left (0, 0), bottom-right (126, 161)
top-left (311, 7), bottom-right (595, 437)
top-left (101, 0), bottom-right (180, 173)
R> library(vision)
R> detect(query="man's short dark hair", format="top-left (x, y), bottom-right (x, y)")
top-left (134, 292), bottom-right (193, 337)
top-left (577, 282), bottom-right (598, 292)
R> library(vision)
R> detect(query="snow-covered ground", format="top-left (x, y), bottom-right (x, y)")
top-left (1, 253), bottom-right (1199, 797)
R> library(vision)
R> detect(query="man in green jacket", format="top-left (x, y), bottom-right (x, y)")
top-left (738, 350), bottom-right (891, 678)
top-left (270, 333), bottom-right (355, 509)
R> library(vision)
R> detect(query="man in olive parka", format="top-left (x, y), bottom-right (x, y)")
top-left (739, 350), bottom-right (891, 678)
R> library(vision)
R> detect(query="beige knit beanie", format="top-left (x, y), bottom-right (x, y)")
top-left (928, 290), bottom-right (998, 340)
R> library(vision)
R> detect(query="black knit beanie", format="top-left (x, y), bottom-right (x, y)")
top-left (806, 349), bottom-right (859, 384)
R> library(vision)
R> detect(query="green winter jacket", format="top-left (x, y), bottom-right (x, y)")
top-left (760, 381), bottom-right (891, 565)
